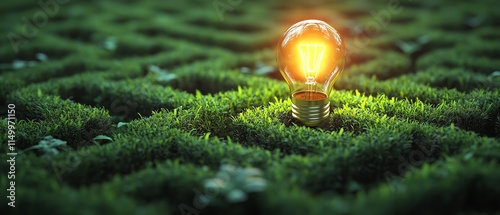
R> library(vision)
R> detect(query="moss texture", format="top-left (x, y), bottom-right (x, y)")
top-left (0, 0), bottom-right (499, 214)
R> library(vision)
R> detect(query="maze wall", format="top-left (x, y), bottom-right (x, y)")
top-left (1, 0), bottom-right (500, 214)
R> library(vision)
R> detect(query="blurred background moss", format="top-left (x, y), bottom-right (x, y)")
top-left (0, 0), bottom-right (499, 214)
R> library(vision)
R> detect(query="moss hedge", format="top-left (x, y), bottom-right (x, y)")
top-left (1, 0), bottom-right (499, 214)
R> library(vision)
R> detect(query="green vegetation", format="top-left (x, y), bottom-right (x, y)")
top-left (0, 0), bottom-right (499, 214)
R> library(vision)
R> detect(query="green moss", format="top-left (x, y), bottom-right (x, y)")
top-left (346, 51), bottom-right (410, 80)
top-left (350, 158), bottom-right (500, 214)
top-left (417, 48), bottom-right (500, 73)
top-left (1, 0), bottom-right (499, 214)
top-left (5, 92), bottom-right (112, 149)
top-left (330, 90), bottom-right (500, 137)
top-left (232, 100), bottom-right (500, 194)
top-left (0, 154), bottom-right (169, 215)
top-left (405, 67), bottom-right (500, 92)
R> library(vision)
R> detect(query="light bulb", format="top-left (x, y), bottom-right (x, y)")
top-left (277, 19), bottom-right (346, 126)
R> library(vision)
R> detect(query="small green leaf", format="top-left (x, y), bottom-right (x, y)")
top-left (463, 152), bottom-right (474, 160)
top-left (117, 122), bottom-right (128, 128)
top-left (149, 65), bottom-right (177, 82)
top-left (490, 71), bottom-right (500, 77)
top-left (243, 178), bottom-right (267, 192)
top-left (157, 73), bottom-right (177, 82)
top-left (12, 60), bottom-right (26, 70)
top-left (103, 36), bottom-right (117, 51)
top-left (203, 132), bottom-right (211, 141)
top-left (36, 53), bottom-right (49, 62)
top-left (24, 136), bottom-right (68, 159)
top-left (254, 66), bottom-right (274, 76)
top-left (240, 66), bottom-right (250, 73)
top-left (93, 135), bottom-right (113, 141)
top-left (227, 189), bottom-right (247, 203)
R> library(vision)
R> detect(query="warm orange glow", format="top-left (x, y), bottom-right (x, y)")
top-left (276, 19), bottom-right (346, 126)
top-left (277, 19), bottom-right (345, 95)
top-left (298, 43), bottom-right (325, 80)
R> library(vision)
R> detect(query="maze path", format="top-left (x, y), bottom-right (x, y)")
top-left (1, 0), bottom-right (499, 214)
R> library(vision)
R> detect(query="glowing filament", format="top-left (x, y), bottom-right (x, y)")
top-left (298, 43), bottom-right (325, 83)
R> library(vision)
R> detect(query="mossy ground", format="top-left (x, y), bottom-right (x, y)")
top-left (1, 0), bottom-right (500, 214)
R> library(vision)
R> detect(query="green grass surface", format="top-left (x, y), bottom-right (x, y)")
top-left (1, 0), bottom-right (500, 214)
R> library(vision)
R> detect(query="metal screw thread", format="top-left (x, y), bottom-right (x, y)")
top-left (291, 91), bottom-right (330, 126)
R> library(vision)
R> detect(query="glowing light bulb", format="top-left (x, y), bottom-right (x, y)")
top-left (277, 19), bottom-right (346, 126)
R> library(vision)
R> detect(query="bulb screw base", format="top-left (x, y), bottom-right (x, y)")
top-left (291, 91), bottom-right (330, 127)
